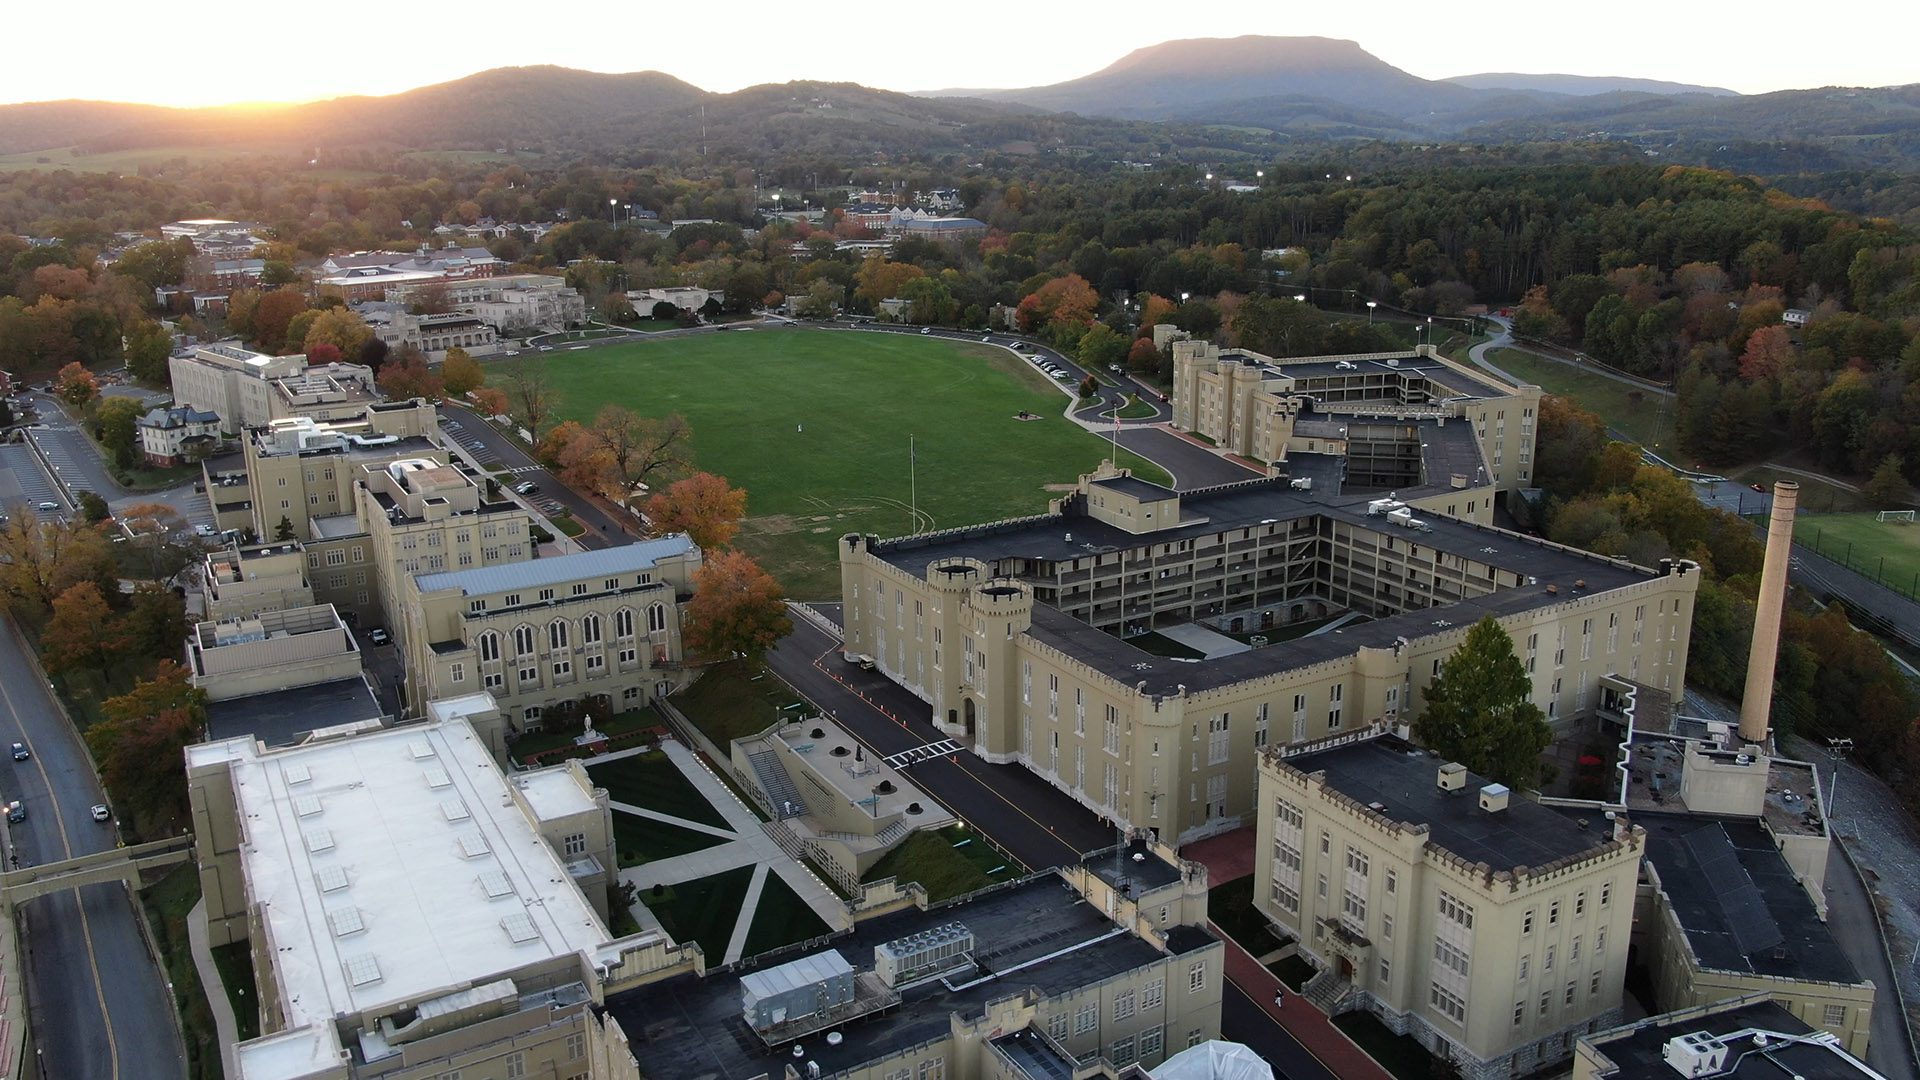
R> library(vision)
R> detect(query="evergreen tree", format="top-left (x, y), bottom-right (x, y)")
top-left (1413, 615), bottom-right (1552, 791)
top-left (274, 515), bottom-right (295, 541)
top-left (1864, 454), bottom-right (1910, 509)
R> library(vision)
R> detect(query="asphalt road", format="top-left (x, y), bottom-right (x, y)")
top-left (437, 404), bottom-right (627, 551)
top-left (1221, 982), bottom-right (1337, 1080)
top-left (0, 619), bottom-right (185, 1080)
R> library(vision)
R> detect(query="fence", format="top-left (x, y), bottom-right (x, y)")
top-left (1797, 521), bottom-right (1920, 604)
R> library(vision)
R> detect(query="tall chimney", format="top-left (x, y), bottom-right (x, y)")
top-left (1740, 481), bottom-right (1799, 744)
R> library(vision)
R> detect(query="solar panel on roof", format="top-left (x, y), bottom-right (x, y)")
top-left (304, 828), bottom-right (334, 853)
top-left (501, 911), bottom-right (540, 944)
top-left (315, 866), bottom-right (350, 893)
top-left (293, 794), bottom-right (323, 817)
top-left (342, 955), bottom-right (382, 987)
top-left (283, 763), bottom-right (312, 785)
top-left (328, 907), bottom-right (366, 937)
top-left (458, 832), bottom-right (491, 858)
top-left (478, 869), bottom-right (514, 898)
top-left (1723, 882), bottom-right (1785, 956)
top-left (442, 800), bottom-right (471, 822)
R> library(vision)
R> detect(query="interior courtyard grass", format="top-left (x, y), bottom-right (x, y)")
top-left (492, 329), bottom-right (1171, 597)
top-left (741, 872), bottom-right (834, 958)
top-left (638, 865), bottom-right (755, 963)
top-left (610, 810), bottom-right (730, 867)
top-left (586, 751), bottom-right (730, 829)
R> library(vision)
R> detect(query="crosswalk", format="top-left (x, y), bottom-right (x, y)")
top-left (883, 739), bottom-right (964, 770)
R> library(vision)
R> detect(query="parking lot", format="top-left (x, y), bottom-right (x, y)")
top-left (0, 444), bottom-right (69, 519)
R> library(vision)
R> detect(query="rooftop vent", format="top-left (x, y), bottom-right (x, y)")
top-left (1437, 762), bottom-right (1468, 793)
top-left (1479, 783), bottom-right (1510, 813)
top-left (1662, 1031), bottom-right (1729, 1078)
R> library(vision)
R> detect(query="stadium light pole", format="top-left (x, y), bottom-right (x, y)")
top-left (1366, 301), bottom-right (1377, 324)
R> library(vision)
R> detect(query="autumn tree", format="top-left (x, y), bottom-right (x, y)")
top-left (441, 347), bottom-right (484, 396)
top-left (1414, 615), bottom-right (1552, 790)
top-left (582, 406), bottom-right (693, 509)
top-left (1137, 293), bottom-right (1177, 332)
top-left (124, 319), bottom-right (174, 386)
top-left (1015, 274), bottom-right (1099, 346)
top-left (249, 288), bottom-right (309, 353)
top-left (1126, 337), bottom-right (1162, 377)
top-left (91, 395), bottom-right (145, 470)
top-left (118, 502), bottom-right (194, 580)
top-left (536, 419), bottom-right (587, 469)
top-left (644, 472), bottom-right (747, 549)
top-left (502, 359), bottom-right (555, 442)
top-left (302, 307), bottom-right (373, 357)
top-left (853, 257), bottom-right (925, 310)
top-left (1865, 455), bottom-right (1910, 509)
top-left (42, 582), bottom-right (125, 675)
top-left (470, 386), bottom-right (510, 417)
top-left (408, 281), bottom-right (453, 315)
top-left (685, 550), bottom-right (791, 662)
top-left (376, 349), bottom-right (444, 401)
top-left (54, 361), bottom-right (98, 406)
top-left (0, 516), bottom-right (119, 622)
top-left (1737, 325), bottom-right (1795, 383)
top-left (85, 661), bottom-right (207, 836)
top-left (121, 582), bottom-right (187, 661)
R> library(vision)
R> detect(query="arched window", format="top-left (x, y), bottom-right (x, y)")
top-left (548, 619), bottom-right (570, 651)
top-left (647, 602), bottom-right (668, 633)
top-left (582, 613), bottom-right (603, 645)
top-left (513, 624), bottom-right (536, 657)
top-left (615, 607), bottom-right (635, 639)
top-left (477, 631), bottom-right (500, 663)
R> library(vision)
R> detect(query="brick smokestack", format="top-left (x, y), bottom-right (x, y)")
top-left (1739, 481), bottom-right (1799, 744)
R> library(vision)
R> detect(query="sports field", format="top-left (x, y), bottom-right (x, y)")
top-left (501, 328), bottom-right (1170, 597)
top-left (1797, 512), bottom-right (1920, 596)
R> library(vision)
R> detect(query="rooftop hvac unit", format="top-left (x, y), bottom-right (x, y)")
top-left (740, 950), bottom-right (855, 1034)
top-left (874, 923), bottom-right (974, 987)
top-left (1662, 1032), bottom-right (1728, 1077)
top-left (1290, 478), bottom-right (1313, 491)
top-left (1387, 507), bottom-right (1414, 527)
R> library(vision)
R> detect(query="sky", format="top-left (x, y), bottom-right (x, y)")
top-left (9, 0), bottom-right (1914, 108)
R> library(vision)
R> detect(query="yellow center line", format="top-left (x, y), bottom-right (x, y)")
top-left (0, 621), bottom-right (121, 1080)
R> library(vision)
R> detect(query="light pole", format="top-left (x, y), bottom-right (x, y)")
top-left (1294, 294), bottom-right (1306, 305)
top-left (1825, 737), bottom-right (1854, 820)
top-left (609, 197), bottom-right (618, 224)
top-left (1366, 300), bottom-right (1377, 324)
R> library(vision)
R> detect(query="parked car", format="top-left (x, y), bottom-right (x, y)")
top-left (10, 742), bottom-right (27, 761)
top-left (90, 804), bottom-right (110, 822)
top-left (920, 327), bottom-right (932, 335)
top-left (195, 523), bottom-right (217, 537)
top-left (35, 500), bottom-right (57, 512)
top-left (365, 627), bottom-right (391, 647)
top-left (514, 480), bottom-right (540, 495)
top-left (5, 801), bottom-right (23, 823)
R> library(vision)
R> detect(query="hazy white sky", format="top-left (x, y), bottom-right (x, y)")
top-left (12, 0), bottom-right (1914, 107)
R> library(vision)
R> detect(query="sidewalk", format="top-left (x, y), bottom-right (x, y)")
top-left (1184, 828), bottom-right (1394, 1080)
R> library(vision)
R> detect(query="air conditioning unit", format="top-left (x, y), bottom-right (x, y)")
top-left (1662, 1032), bottom-right (1728, 1078)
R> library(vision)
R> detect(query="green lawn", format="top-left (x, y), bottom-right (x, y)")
top-left (741, 873), bottom-right (834, 958)
top-left (676, 661), bottom-right (807, 746)
top-left (1734, 465), bottom-right (1873, 514)
top-left (610, 809), bottom-right (731, 867)
top-left (862, 825), bottom-right (1018, 902)
top-left (1207, 875), bottom-right (1291, 958)
top-left (492, 329), bottom-right (1171, 597)
top-left (1486, 347), bottom-right (1677, 453)
top-left (1797, 513), bottom-right (1920, 597)
top-left (639, 865), bottom-right (756, 962)
top-left (586, 751), bottom-right (730, 829)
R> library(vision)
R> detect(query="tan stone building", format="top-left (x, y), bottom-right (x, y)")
top-left (1251, 726), bottom-right (1646, 1079)
top-left (201, 542), bottom-right (314, 622)
top-left (1170, 340), bottom-right (1542, 502)
top-left (241, 404), bottom-right (442, 544)
top-left (839, 467), bottom-right (1699, 844)
top-left (169, 342), bottom-right (382, 433)
top-left (398, 536), bottom-right (703, 729)
top-left (1574, 994), bottom-right (1880, 1079)
top-left (185, 712), bottom-right (678, 1080)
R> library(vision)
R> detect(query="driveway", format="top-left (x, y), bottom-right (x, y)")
top-left (437, 405), bottom-right (629, 550)
top-left (0, 619), bottom-right (185, 1080)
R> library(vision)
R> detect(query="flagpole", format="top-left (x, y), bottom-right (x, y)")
top-left (909, 434), bottom-right (918, 532)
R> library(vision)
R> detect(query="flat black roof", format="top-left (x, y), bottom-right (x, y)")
top-left (205, 676), bottom-right (385, 748)
top-left (608, 876), bottom-right (1190, 1080)
top-left (1085, 839), bottom-right (1183, 896)
top-left (1282, 733), bottom-right (1616, 871)
top-left (991, 1029), bottom-right (1076, 1080)
top-left (1583, 998), bottom-right (1874, 1077)
top-left (1090, 474), bottom-right (1177, 502)
top-left (1639, 811), bottom-right (1859, 985)
top-left (1267, 354), bottom-right (1515, 400)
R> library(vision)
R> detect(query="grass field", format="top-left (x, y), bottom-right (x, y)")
top-left (640, 865), bottom-right (755, 962)
top-left (741, 873), bottom-right (834, 958)
top-left (862, 824), bottom-right (1018, 901)
top-left (610, 811), bottom-right (730, 867)
top-left (1486, 347), bottom-right (1677, 453)
top-left (493, 329), bottom-right (1170, 597)
top-left (1797, 512), bottom-right (1920, 596)
top-left (675, 661), bottom-right (805, 746)
top-left (586, 751), bottom-right (730, 829)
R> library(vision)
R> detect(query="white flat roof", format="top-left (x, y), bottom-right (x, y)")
top-left (515, 768), bottom-right (599, 822)
top-left (187, 717), bottom-right (615, 1052)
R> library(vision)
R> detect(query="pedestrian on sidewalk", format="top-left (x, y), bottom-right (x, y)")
top-left (1273, 989), bottom-right (1285, 1008)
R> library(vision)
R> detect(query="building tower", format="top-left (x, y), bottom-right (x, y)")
top-left (1739, 481), bottom-right (1799, 744)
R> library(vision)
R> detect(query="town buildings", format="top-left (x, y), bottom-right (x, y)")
top-left (1171, 340), bottom-right (1542, 500)
top-left (366, 308), bottom-right (500, 361)
top-left (1253, 727), bottom-right (1644, 1078)
top-left (387, 273), bottom-right (586, 336)
top-left (168, 342), bottom-right (380, 433)
top-left (1574, 995), bottom-right (1881, 1079)
top-left (839, 465), bottom-right (1699, 845)
top-left (186, 713), bottom-right (661, 1080)
top-left (136, 405), bottom-right (222, 465)
top-left (315, 246), bottom-right (504, 302)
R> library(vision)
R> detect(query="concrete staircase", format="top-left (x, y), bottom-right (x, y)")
top-left (745, 747), bottom-right (805, 819)
top-left (1303, 966), bottom-right (1356, 1015)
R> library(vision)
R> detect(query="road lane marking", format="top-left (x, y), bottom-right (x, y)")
top-left (0, 621), bottom-right (122, 1080)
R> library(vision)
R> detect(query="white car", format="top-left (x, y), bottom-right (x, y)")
top-left (195, 523), bottom-right (217, 537)
top-left (90, 804), bottom-right (110, 822)
top-left (365, 627), bottom-right (391, 647)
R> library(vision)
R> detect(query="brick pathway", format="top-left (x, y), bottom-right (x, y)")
top-left (1186, 828), bottom-right (1394, 1080)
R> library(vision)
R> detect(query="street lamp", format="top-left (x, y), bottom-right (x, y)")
top-left (1366, 300), bottom-right (1377, 324)
top-left (1294, 294), bottom-right (1306, 304)
top-left (1180, 292), bottom-right (1191, 304)
top-left (1256, 170), bottom-right (1264, 181)
top-left (609, 197), bottom-right (618, 223)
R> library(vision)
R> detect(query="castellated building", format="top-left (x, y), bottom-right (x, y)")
top-left (838, 466), bottom-right (1699, 845)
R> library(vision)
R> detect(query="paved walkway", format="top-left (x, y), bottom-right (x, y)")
top-left (187, 897), bottom-right (241, 1079)
top-left (1183, 829), bottom-right (1393, 1080)
top-left (614, 739), bottom-right (846, 964)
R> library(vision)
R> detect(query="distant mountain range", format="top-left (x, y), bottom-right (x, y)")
top-left (1, 38), bottom-right (1915, 173)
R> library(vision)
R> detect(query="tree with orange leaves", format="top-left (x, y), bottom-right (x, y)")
top-left (1014, 274), bottom-right (1099, 343)
top-left (685, 550), bottom-right (790, 662)
top-left (644, 472), bottom-right (747, 550)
